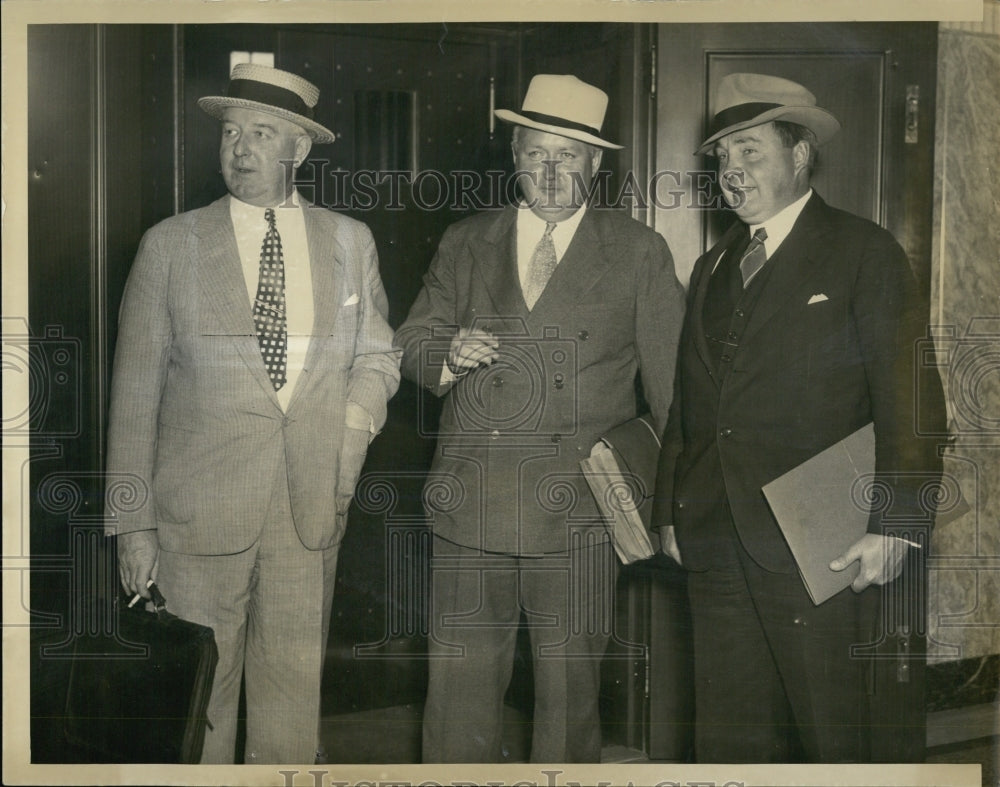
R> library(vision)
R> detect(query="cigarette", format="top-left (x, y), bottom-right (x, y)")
top-left (127, 578), bottom-right (155, 608)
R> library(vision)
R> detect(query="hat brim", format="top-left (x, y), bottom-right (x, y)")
top-left (695, 105), bottom-right (840, 155)
top-left (198, 96), bottom-right (336, 144)
top-left (495, 109), bottom-right (623, 150)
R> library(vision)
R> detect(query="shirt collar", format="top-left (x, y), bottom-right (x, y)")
top-left (517, 202), bottom-right (588, 243)
top-left (749, 188), bottom-right (812, 257)
top-left (229, 188), bottom-right (301, 223)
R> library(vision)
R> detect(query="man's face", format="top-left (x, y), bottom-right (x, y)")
top-left (714, 121), bottom-right (809, 225)
top-left (220, 107), bottom-right (311, 207)
top-left (513, 128), bottom-right (602, 222)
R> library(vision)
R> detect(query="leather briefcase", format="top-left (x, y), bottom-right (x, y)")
top-left (64, 584), bottom-right (218, 763)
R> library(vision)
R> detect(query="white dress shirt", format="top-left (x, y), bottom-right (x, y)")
top-left (230, 190), bottom-right (313, 411)
top-left (748, 188), bottom-right (813, 260)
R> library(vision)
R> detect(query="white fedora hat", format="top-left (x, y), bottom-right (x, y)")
top-left (495, 74), bottom-right (623, 150)
top-left (198, 63), bottom-right (336, 144)
top-left (696, 72), bottom-right (841, 155)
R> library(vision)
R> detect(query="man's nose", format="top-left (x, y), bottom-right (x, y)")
top-left (722, 168), bottom-right (745, 189)
top-left (232, 135), bottom-right (249, 157)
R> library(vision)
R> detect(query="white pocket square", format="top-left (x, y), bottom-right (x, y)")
top-left (343, 293), bottom-right (360, 306)
top-left (807, 293), bottom-right (829, 305)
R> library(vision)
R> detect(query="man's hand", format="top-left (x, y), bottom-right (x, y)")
top-left (117, 529), bottom-right (159, 599)
top-left (448, 327), bottom-right (499, 373)
top-left (659, 525), bottom-right (682, 566)
top-left (830, 533), bottom-right (910, 592)
top-left (337, 426), bottom-right (372, 516)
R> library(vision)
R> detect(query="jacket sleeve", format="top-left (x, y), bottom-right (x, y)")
top-left (852, 228), bottom-right (947, 535)
top-left (105, 226), bottom-right (173, 536)
top-left (649, 253), bottom-right (706, 532)
top-left (345, 225), bottom-right (402, 432)
top-left (395, 223), bottom-right (463, 398)
top-left (634, 229), bottom-right (686, 438)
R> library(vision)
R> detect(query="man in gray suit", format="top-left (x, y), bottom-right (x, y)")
top-left (397, 74), bottom-right (685, 762)
top-left (107, 63), bottom-right (400, 764)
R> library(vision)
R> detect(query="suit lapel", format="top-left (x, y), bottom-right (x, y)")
top-left (195, 196), bottom-right (281, 405)
top-left (690, 223), bottom-right (744, 383)
top-left (526, 209), bottom-right (615, 323)
top-left (739, 193), bottom-right (830, 347)
top-left (473, 207), bottom-right (528, 319)
top-left (287, 203), bottom-right (345, 410)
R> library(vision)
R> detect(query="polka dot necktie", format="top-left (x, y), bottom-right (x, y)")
top-left (523, 221), bottom-right (558, 310)
top-left (252, 208), bottom-right (287, 391)
top-left (739, 227), bottom-right (768, 287)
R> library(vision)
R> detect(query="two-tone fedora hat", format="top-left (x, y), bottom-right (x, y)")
top-left (696, 73), bottom-right (840, 155)
top-left (495, 74), bottom-right (623, 150)
top-left (198, 63), bottom-right (336, 144)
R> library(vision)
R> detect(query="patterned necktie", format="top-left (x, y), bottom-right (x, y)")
top-left (523, 221), bottom-right (558, 310)
top-left (739, 227), bottom-right (768, 287)
top-left (252, 208), bottom-right (287, 390)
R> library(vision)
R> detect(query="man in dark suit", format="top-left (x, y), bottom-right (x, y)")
top-left (107, 63), bottom-right (401, 763)
top-left (396, 74), bottom-right (685, 762)
top-left (652, 73), bottom-right (946, 762)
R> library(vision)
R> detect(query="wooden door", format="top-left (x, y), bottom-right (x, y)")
top-left (648, 22), bottom-right (938, 761)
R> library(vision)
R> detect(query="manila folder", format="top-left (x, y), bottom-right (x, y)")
top-left (762, 423), bottom-right (874, 605)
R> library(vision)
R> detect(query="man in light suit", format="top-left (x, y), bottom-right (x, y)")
top-left (652, 73), bottom-right (946, 762)
top-left (396, 74), bottom-right (685, 762)
top-left (107, 63), bottom-right (401, 764)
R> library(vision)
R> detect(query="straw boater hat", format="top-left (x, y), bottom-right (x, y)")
top-left (696, 73), bottom-right (841, 155)
top-left (198, 63), bottom-right (336, 144)
top-left (495, 74), bottom-right (623, 150)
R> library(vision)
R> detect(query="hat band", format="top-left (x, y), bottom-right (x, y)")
top-left (520, 110), bottom-right (600, 137)
top-left (228, 79), bottom-right (314, 120)
top-left (706, 102), bottom-right (784, 144)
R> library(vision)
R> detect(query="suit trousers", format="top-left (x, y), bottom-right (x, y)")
top-left (686, 529), bottom-right (879, 763)
top-left (423, 535), bottom-right (617, 763)
top-left (155, 464), bottom-right (340, 764)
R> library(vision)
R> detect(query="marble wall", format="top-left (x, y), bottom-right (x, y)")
top-left (927, 8), bottom-right (1000, 663)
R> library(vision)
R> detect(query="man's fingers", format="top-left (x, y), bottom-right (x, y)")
top-left (452, 338), bottom-right (500, 368)
top-left (829, 546), bottom-right (858, 572)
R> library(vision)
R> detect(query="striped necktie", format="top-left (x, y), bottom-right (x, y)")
top-left (252, 208), bottom-right (287, 390)
top-left (739, 227), bottom-right (768, 287)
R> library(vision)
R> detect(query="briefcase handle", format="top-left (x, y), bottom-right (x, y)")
top-left (125, 581), bottom-right (177, 622)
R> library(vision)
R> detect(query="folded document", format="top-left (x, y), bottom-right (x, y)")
top-left (581, 415), bottom-right (661, 564)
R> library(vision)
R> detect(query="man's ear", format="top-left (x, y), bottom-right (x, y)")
top-left (294, 135), bottom-right (313, 167)
top-left (792, 140), bottom-right (810, 176)
top-left (591, 148), bottom-right (603, 173)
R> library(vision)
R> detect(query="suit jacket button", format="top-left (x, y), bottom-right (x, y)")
top-left (728, 330), bottom-right (738, 340)
top-left (676, 501), bottom-right (685, 509)
top-left (577, 330), bottom-right (589, 340)
top-left (734, 308), bottom-right (745, 318)
top-left (490, 429), bottom-right (500, 440)
top-left (551, 433), bottom-right (562, 443)
top-left (720, 427), bottom-right (732, 438)
top-left (721, 353), bottom-right (732, 363)
top-left (492, 376), bottom-right (504, 387)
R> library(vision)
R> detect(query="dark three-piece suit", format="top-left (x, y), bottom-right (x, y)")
top-left (653, 191), bottom-right (947, 761)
